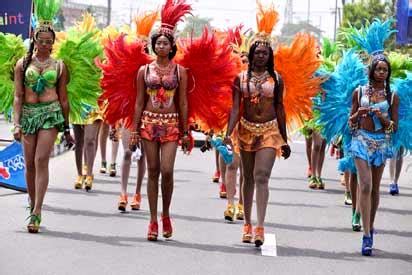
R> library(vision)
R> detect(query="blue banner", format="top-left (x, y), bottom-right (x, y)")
top-left (0, 142), bottom-right (27, 192)
top-left (0, 0), bottom-right (32, 39)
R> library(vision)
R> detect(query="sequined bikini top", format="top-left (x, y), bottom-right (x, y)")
top-left (24, 57), bottom-right (61, 95)
top-left (145, 63), bottom-right (178, 91)
top-left (359, 85), bottom-right (391, 131)
top-left (239, 71), bottom-right (276, 99)
top-left (144, 62), bottom-right (180, 109)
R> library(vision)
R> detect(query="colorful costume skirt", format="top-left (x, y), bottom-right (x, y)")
top-left (350, 129), bottom-right (393, 167)
top-left (237, 117), bottom-right (286, 153)
top-left (140, 111), bottom-right (180, 143)
top-left (21, 101), bottom-right (65, 135)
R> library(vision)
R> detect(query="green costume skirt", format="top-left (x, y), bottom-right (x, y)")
top-left (21, 101), bottom-right (65, 135)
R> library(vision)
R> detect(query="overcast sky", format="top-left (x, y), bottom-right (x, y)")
top-left (69, 0), bottom-right (343, 38)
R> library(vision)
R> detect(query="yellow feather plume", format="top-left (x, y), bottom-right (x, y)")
top-left (134, 10), bottom-right (158, 40)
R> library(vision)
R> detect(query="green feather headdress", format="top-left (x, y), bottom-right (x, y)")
top-left (33, 0), bottom-right (62, 34)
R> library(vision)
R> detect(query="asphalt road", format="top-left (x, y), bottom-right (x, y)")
top-left (1, 136), bottom-right (412, 275)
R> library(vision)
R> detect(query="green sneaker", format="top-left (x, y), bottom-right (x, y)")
top-left (352, 212), bottom-right (361, 232)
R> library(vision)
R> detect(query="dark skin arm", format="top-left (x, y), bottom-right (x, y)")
top-left (178, 66), bottom-right (190, 152)
top-left (224, 76), bottom-right (241, 144)
top-left (13, 59), bottom-right (24, 141)
top-left (274, 76), bottom-right (290, 159)
top-left (129, 66), bottom-right (146, 150)
top-left (57, 61), bottom-right (75, 145)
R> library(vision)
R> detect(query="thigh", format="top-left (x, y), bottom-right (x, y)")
top-left (85, 121), bottom-right (101, 141)
top-left (35, 129), bottom-right (58, 160)
top-left (240, 150), bottom-right (255, 180)
top-left (354, 158), bottom-right (372, 184)
top-left (160, 141), bottom-right (178, 172)
top-left (72, 124), bottom-right (84, 144)
top-left (254, 148), bottom-right (276, 176)
top-left (22, 134), bottom-right (37, 165)
top-left (121, 128), bottom-right (131, 150)
top-left (143, 140), bottom-right (160, 170)
top-left (371, 165), bottom-right (385, 189)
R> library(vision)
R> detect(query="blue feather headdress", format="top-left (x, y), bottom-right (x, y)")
top-left (350, 18), bottom-right (396, 56)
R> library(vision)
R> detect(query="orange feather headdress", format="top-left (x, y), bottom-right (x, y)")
top-left (134, 10), bottom-right (158, 41)
top-left (253, 0), bottom-right (279, 47)
top-left (158, 0), bottom-right (192, 37)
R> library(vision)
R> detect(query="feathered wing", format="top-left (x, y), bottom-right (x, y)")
top-left (55, 30), bottom-right (103, 124)
top-left (0, 33), bottom-right (25, 119)
top-left (393, 74), bottom-right (412, 152)
top-left (274, 33), bottom-right (322, 131)
top-left (317, 50), bottom-right (368, 143)
top-left (175, 28), bottom-right (242, 133)
top-left (350, 18), bottom-right (396, 55)
top-left (96, 34), bottom-right (153, 128)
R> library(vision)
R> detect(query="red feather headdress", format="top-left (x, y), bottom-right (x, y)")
top-left (158, 0), bottom-right (192, 37)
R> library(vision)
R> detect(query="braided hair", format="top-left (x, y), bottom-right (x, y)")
top-left (368, 54), bottom-right (392, 107)
top-left (22, 28), bottom-right (56, 77)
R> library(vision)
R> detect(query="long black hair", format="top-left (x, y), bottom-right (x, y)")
top-left (151, 32), bottom-right (177, 60)
top-left (246, 42), bottom-right (278, 98)
top-left (368, 54), bottom-right (392, 106)
top-left (22, 28), bottom-right (56, 76)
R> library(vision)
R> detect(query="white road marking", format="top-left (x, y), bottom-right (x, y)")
top-left (261, 233), bottom-right (277, 257)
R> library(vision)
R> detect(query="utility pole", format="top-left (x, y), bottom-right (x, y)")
top-left (333, 0), bottom-right (338, 41)
top-left (107, 0), bottom-right (111, 26)
top-left (285, 0), bottom-right (293, 24)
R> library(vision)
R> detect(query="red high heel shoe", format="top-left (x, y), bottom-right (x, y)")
top-left (147, 221), bottom-right (158, 241)
top-left (162, 216), bottom-right (173, 238)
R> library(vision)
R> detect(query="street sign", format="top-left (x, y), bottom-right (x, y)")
top-left (0, 0), bottom-right (32, 39)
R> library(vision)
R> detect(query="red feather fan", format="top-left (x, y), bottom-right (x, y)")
top-left (96, 34), bottom-right (153, 128)
top-left (175, 28), bottom-right (242, 134)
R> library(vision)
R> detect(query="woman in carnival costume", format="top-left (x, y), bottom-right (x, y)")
top-left (101, 0), bottom-right (240, 240)
top-left (13, 0), bottom-right (74, 233)
top-left (55, 13), bottom-right (104, 191)
top-left (97, 11), bottom-right (158, 212)
top-left (225, 2), bottom-right (322, 247)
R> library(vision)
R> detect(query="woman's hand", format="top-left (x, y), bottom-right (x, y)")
top-left (109, 127), bottom-right (118, 142)
top-left (181, 134), bottom-right (190, 154)
top-left (223, 135), bottom-right (232, 147)
top-left (129, 131), bottom-right (140, 152)
top-left (13, 126), bottom-right (22, 142)
top-left (64, 131), bottom-right (75, 149)
top-left (371, 108), bottom-right (383, 119)
top-left (357, 107), bottom-right (370, 117)
top-left (281, 144), bottom-right (291, 159)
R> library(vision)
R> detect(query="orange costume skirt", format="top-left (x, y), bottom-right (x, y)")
top-left (140, 111), bottom-right (180, 143)
top-left (237, 117), bottom-right (286, 154)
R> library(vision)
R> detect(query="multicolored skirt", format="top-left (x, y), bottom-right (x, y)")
top-left (350, 129), bottom-right (394, 167)
top-left (140, 111), bottom-right (180, 143)
top-left (21, 101), bottom-right (65, 135)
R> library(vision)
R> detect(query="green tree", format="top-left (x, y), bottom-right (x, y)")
top-left (342, 0), bottom-right (393, 28)
top-left (180, 16), bottom-right (212, 38)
